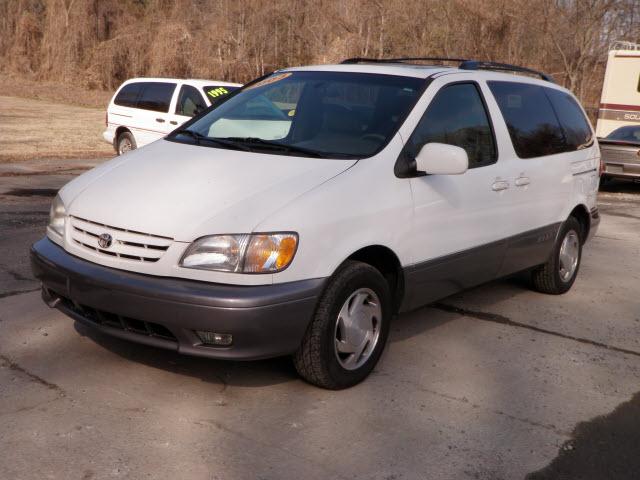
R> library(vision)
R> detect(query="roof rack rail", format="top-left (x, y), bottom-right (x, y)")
top-left (340, 57), bottom-right (554, 82)
top-left (459, 60), bottom-right (554, 82)
top-left (341, 57), bottom-right (469, 65)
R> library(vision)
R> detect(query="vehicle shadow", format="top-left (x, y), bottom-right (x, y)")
top-left (73, 321), bottom-right (299, 389)
top-left (599, 178), bottom-right (640, 194)
top-left (525, 391), bottom-right (640, 479)
top-left (390, 272), bottom-right (532, 343)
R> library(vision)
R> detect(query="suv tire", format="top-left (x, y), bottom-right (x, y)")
top-left (530, 216), bottom-right (583, 295)
top-left (293, 261), bottom-right (391, 389)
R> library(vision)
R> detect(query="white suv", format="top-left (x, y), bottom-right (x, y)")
top-left (33, 59), bottom-right (600, 389)
top-left (103, 77), bottom-right (241, 155)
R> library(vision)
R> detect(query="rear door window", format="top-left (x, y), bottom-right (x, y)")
top-left (544, 88), bottom-right (593, 149)
top-left (136, 82), bottom-right (176, 113)
top-left (406, 82), bottom-right (497, 168)
top-left (488, 81), bottom-right (565, 158)
top-left (176, 85), bottom-right (207, 117)
top-left (114, 83), bottom-right (142, 108)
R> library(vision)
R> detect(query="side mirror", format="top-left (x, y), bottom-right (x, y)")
top-left (415, 143), bottom-right (469, 175)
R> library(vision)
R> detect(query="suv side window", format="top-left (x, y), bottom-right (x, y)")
top-left (488, 81), bottom-right (565, 158)
top-left (544, 88), bottom-right (593, 150)
top-left (176, 85), bottom-right (207, 117)
top-left (406, 83), bottom-right (497, 168)
top-left (136, 82), bottom-right (176, 113)
top-left (114, 83), bottom-right (142, 108)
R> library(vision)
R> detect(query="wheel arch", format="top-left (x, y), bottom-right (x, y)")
top-left (342, 245), bottom-right (405, 314)
top-left (114, 126), bottom-right (132, 141)
top-left (569, 204), bottom-right (591, 242)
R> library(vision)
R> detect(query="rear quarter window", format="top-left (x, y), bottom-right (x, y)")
top-left (136, 82), bottom-right (176, 113)
top-left (488, 81), bottom-right (566, 158)
top-left (544, 88), bottom-right (593, 149)
top-left (114, 83), bottom-right (142, 108)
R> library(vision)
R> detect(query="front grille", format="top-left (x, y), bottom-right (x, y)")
top-left (70, 216), bottom-right (173, 263)
top-left (55, 292), bottom-right (177, 342)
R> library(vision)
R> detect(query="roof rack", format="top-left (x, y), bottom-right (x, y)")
top-left (341, 57), bottom-right (470, 65)
top-left (459, 60), bottom-right (554, 82)
top-left (340, 57), bottom-right (554, 82)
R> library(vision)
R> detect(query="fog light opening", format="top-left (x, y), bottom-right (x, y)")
top-left (196, 331), bottom-right (233, 346)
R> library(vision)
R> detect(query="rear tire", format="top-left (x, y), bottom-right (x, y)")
top-left (293, 261), bottom-right (391, 389)
top-left (530, 216), bottom-right (583, 295)
top-left (116, 131), bottom-right (136, 155)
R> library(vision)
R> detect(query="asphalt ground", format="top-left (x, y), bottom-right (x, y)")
top-left (1, 162), bottom-right (639, 480)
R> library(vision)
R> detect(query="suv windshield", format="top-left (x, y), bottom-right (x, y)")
top-left (170, 71), bottom-right (424, 158)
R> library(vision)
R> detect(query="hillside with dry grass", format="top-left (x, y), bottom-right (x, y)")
top-left (1, 0), bottom-right (639, 110)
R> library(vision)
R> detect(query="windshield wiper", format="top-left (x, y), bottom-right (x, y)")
top-left (220, 137), bottom-right (326, 158)
top-left (171, 129), bottom-right (251, 151)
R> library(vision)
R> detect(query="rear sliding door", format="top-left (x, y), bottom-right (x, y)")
top-left (130, 82), bottom-right (178, 147)
top-left (487, 81), bottom-right (595, 275)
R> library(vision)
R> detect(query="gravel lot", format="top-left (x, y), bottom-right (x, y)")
top-left (1, 163), bottom-right (639, 480)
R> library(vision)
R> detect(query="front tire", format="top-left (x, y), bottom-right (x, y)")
top-left (293, 261), bottom-right (391, 389)
top-left (116, 131), bottom-right (136, 155)
top-left (530, 216), bottom-right (583, 295)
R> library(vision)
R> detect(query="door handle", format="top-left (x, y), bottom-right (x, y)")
top-left (515, 176), bottom-right (530, 187)
top-left (155, 118), bottom-right (165, 123)
top-left (491, 180), bottom-right (509, 191)
top-left (169, 120), bottom-right (178, 125)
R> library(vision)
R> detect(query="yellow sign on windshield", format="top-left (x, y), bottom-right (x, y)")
top-left (207, 87), bottom-right (230, 98)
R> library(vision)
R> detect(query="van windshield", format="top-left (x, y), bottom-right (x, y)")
top-left (169, 71), bottom-right (424, 159)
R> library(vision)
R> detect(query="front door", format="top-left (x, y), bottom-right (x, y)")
top-left (400, 80), bottom-right (511, 309)
top-left (171, 83), bottom-right (208, 128)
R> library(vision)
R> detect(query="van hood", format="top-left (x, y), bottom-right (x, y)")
top-left (64, 140), bottom-right (357, 241)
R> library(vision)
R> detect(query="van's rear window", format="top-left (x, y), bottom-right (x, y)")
top-left (114, 83), bottom-right (142, 108)
top-left (114, 82), bottom-right (176, 113)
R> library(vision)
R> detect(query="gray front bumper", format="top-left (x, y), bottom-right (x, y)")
top-left (30, 238), bottom-right (325, 360)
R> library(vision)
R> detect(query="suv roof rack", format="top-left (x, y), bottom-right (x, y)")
top-left (340, 57), bottom-right (554, 82)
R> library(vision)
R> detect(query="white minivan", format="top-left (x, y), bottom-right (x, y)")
top-left (103, 77), bottom-right (241, 154)
top-left (33, 59), bottom-right (600, 389)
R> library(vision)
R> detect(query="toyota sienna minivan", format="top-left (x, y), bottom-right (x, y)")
top-left (32, 58), bottom-right (601, 389)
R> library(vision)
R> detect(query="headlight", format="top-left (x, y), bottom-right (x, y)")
top-left (180, 232), bottom-right (298, 273)
top-left (47, 194), bottom-right (66, 238)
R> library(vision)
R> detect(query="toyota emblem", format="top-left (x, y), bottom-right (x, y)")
top-left (98, 233), bottom-right (113, 249)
